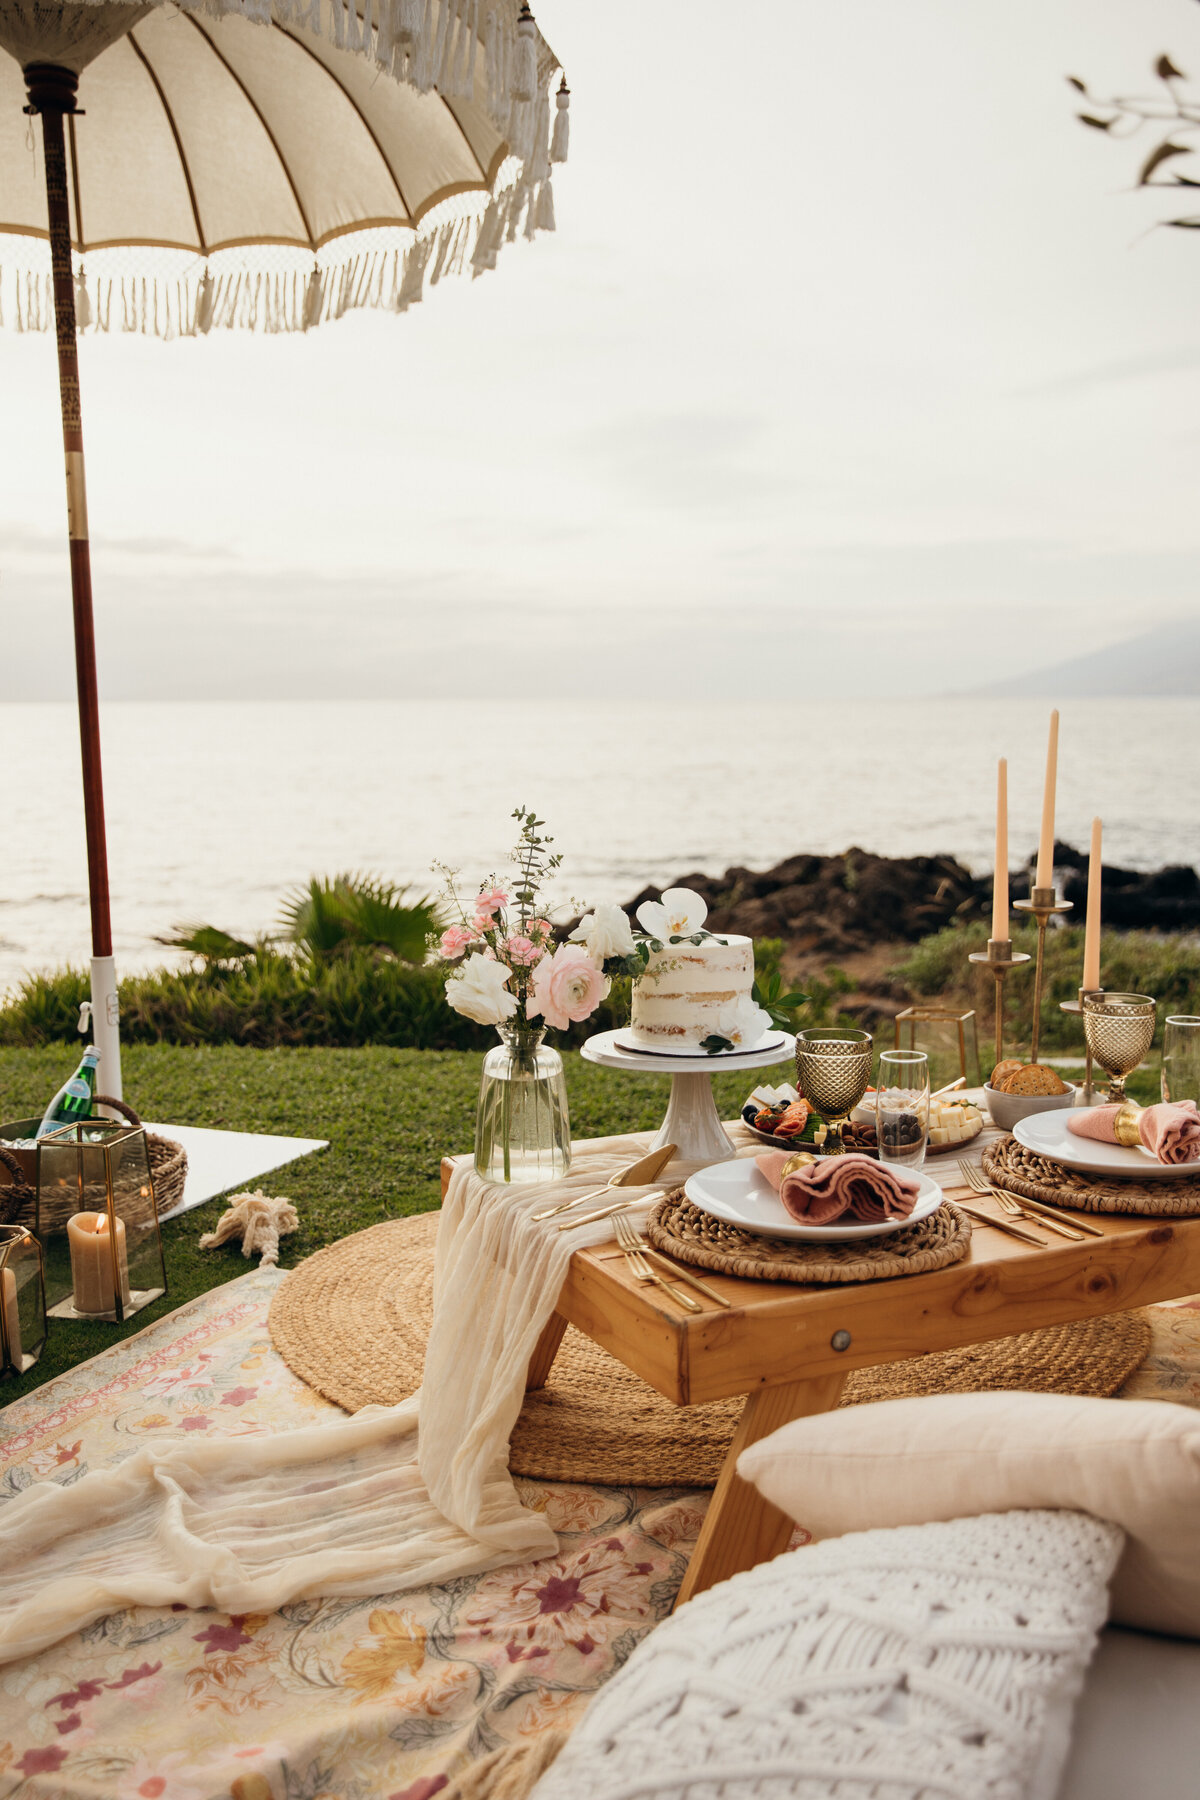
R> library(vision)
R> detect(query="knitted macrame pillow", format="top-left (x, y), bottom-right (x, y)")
top-left (530, 1510), bottom-right (1122, 1800)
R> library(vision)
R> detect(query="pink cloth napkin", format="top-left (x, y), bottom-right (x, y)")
top-left (1067, 1100), bottom-right (1200, 1165)
top-left (755, 1151), bottom-right (921, 1225)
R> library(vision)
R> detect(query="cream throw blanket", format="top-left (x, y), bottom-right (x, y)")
top-left (0, 1131), bottom-right (682, 1664)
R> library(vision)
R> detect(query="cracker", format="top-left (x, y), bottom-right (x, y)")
top-left (1000, 1062), bottom-right (1068, 1096)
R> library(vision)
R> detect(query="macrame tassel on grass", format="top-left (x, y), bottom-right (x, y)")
top-left (199, 1189), bottom-right (299, 1268)
top-left (551, 77), bottom-right (569, 162)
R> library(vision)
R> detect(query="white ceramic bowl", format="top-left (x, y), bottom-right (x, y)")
top-left (984, 1082), bottom-right (1076, 1132)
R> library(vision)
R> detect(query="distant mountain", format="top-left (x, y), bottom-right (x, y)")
top-left (973, 619), bottom-right (1200, 698)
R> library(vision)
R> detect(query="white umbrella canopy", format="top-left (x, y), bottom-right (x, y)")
top-left (0, 0), bottom-right (568, 332)
top-left (0, 0), bottom-right (568, 1095)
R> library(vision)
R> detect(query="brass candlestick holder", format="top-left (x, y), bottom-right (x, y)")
top-left (1060, 986), bottom-right (1105, 1104)
top-left (1012, 886), bottom-right (1073, 1062)
top-left (968, 938), bottom-right (1032, 1067)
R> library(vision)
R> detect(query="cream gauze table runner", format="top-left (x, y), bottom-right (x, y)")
top-left (0, 1131), bottom-right (689, 1664)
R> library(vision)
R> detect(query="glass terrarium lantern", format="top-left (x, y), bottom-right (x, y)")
top-left (894, 1007), bottom-right (981, 1089)
top-left (0, 1225), bottom-right (47, 1376)
top-left (37, 1121), bottom-right (166, 1323)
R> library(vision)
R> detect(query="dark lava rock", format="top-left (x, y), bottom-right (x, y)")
top-left (626, 848), bottom-right (984, 958)
top-left (625, 842), bottom-right (1200, 960)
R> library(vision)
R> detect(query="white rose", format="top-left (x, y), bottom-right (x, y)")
top-left (569, 902), bottom-right (636, 963)
top-left (446, 952), bottom-right (519, 1026)
top-left (635, 886), bottom-right (708, 939)
top-left (715, 994), bottom-right (773, 1047)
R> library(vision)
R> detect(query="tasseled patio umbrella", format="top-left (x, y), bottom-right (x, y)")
top-left (0, 0), bottom-right (568, 1096)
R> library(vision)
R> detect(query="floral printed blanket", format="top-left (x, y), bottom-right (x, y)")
top-left (1, 1269), bottom-right (1197, 1800)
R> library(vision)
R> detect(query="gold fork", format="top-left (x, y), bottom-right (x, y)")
top-left (613, 1214), bottom-right (731, 1309)
top-left (956, 1160), bottom-right (1092, 1241)
top-left (611, 1212), bottom-right (701, 1312)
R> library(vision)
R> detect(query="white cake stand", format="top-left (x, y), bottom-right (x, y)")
top-left (580, 1029), bottom-right (796, 1164)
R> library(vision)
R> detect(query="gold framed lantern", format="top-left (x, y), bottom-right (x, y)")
top-left (37, 1122), bottom-right (166, 1323)
top-left (894, 1007), bottom-right (981, 1088)
top-left (0, 1225), bottom-right (47, 1376)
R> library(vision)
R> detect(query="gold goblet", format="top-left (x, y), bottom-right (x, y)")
top-left (795, 1028), bottom-right (873, 1156)
top-left (1082, 993), bottom-right (1156, 1105)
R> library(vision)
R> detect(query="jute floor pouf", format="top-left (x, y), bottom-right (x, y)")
top-left (268, 1215), bottom-right (1152, 1488)
top-left (983, 1134), bottom-right (1200, 1217)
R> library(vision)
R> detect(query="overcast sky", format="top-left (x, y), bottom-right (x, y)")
top-left (1, 0), bottom-right (1197, 700)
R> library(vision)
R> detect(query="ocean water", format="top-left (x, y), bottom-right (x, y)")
top-left (3, 696), bottom-right (1197, 994)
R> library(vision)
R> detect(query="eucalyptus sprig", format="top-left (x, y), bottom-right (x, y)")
top-left (510, 805), bottom-right (563, 931)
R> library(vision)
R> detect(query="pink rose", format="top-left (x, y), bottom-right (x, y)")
top-left (503, 935), bottom-right (542, 966)
top-left (526, 944), bottom-right (610, 1031)
top-left (440, 925), bottom-right (477, 959)
top-left (475, 887), bottom-right (510, 916)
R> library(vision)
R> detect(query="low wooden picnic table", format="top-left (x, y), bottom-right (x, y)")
top-left (442, 1136), bottom-right (1200, 1607)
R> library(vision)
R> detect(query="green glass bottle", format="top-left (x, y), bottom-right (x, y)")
top-left (37, 1044), bottom-right (100, 1137)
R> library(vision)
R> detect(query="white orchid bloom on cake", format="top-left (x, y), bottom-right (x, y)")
top-left (635, 887), bottom-right (708, 940)
top-left (445, 953), bottom-right (519, 1026)
top-left (569, 902), bottom-right (636, 963)
top-left (714, 993), bottom-right (773, 1049)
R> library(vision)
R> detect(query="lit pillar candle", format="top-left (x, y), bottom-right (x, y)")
top-left (1035, 709), bottom-right (1060, 890)
top-left (1, 1266), bottom-right (21, 1369)
top-left (67, 1211), bottom-right (130, 1315)
top-left (992, 758), bottom-right (1009, 942)
top-left (1082, 817), bottom-right (1103, 991)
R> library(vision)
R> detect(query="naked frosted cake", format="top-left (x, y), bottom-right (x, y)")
top-left (630, 934), bottom-right (757, 1047)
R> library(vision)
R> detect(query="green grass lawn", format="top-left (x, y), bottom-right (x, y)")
top-left (0, 1044), bottom-right (762, 1401)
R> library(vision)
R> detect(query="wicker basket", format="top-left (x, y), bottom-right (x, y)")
top-left (0, 1147), bottom-right (36, 1230)
top-left (0, 1097), bottom-right (187, 1226)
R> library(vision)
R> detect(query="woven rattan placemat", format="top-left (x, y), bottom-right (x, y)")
top-left (983, 1135), bottom-right (1200, 1217)
top-left (268, 1214), bottom-right (1151, 1488)
top-left (645, 1189), bottom-right (972, 1283)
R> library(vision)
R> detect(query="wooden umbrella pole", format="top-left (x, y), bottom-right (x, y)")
top-left (26, 63), bottom-right (122, 1096)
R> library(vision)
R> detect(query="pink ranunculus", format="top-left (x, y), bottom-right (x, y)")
top-left (475, 887), bottom-right (510, 916)
top-left (440, 925), bottom-right (477, 959)
top-left (503, 935), bottom-right (542, 967)
top-left (526, 944), bottom-right (610, 1031)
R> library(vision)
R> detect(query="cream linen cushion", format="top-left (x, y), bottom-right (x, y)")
top-left (737, 1392), bottom-right (1200, 1638)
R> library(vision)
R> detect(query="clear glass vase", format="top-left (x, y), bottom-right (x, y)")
top-left (475, 1025), bottom-right (572, 1184)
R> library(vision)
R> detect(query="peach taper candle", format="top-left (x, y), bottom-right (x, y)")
top-left (1083, 817), bottom-right (1103, 991)
top-left (1035, 710), bottom-right (1059, 891)
top-left (992, 758), bottom-right (1009, 943)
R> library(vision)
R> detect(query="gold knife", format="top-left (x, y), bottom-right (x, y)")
top-left (954, 1200), bottom-right (1047, 1247)
top-left (558, 1191), bottom-right (666, 1231)
top-left (999, 1191), bottom-right (1104, 1239)
top-left (636, 1245), bottom-right (732, 1308)
top-left (532, 1143), bottom-right (677, 1222)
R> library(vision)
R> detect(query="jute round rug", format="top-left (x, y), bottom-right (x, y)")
top-left (268, 1215), bottom-right (1152, 1488)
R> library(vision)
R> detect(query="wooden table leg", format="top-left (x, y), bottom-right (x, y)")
top-left (526, 1312), bottom-right (568, 1392)
top-left (674, 1371), bottom-right (847, 1609)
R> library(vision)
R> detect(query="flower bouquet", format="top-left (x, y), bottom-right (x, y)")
top-left (436, 809), bottom-right (615, 1184)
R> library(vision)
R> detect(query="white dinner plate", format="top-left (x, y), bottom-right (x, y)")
top-left (611, 1027), bottom-right (788, 1060)
top-left (1013, 1108), bottom-right (1198, 1181)
top-left (683, 1156), bottom-right (944, 1241)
